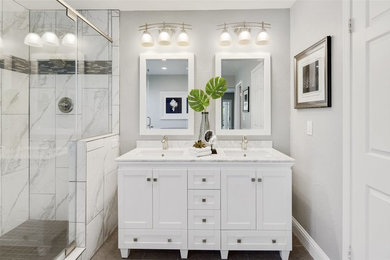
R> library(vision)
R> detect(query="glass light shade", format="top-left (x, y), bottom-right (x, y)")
top-left (256, 30), bottom-right (269, 45)
top-left (219, 30), bottom-right (232, 46)
top-left (41, 32), bottom-right (59, 46)
top-left (24, 32), bottom-right (42, 47)
top-left (238, 29), bottom-right (251, 45)
top-left (177, 30), bottom-right (189, 46)
top-left (158, 30), bottom-right (171, 45)
top-left (62, 33), bottom-right (77, 47)
top-left (141, 31), bottom-right (154, 47)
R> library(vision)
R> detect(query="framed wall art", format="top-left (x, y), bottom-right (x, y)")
top-left (294, 36), bottom-right (331, 109)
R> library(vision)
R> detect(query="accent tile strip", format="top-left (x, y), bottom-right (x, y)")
top-left (0, 55), bottom-right (30, 74)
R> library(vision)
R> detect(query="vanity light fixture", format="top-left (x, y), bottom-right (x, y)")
top-left (139, 22), bottom-right (192, 47)
top-left (41, 31), bottom-right (60, 46)
top-left (62, 33), bottom-right (77, 47)
top-left (217, 21), bottom-right (271, 46)
top-left (24, 32), bottom-right (43, 47)
top-left (219, 23), bottom-right (232, 46)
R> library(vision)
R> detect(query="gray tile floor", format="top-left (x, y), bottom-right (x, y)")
top-left (92, 229), bottom-right (313, 260)
top-left (0, 220), bottom-right (69, 260)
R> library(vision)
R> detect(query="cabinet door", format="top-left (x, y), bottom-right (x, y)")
top-left (153, 168), bottom-right (187, 229)
top-left (221, 168), bottom-right (256, 230)
top-left (118, 168), bottom-right (153, 229)
top-left (257, 169), bottom-right (291, 230)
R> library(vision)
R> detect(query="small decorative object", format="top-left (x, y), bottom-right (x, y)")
top-left (294, 36), bottom-right (331, 108)
top-left (243, 87), bottom-right (250, 112)
top-left (188, 77), bottom-right (227, 143)
top-left (160, 91), bottom-right (188, 119)
top-left (204, 130), bottom-right (218, 154)
top-left (193, 140), bottom-right (206, 148)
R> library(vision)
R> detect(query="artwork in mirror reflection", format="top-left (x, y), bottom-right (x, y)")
top-left (146, 59), bottom-right (188, 129)
top-left (221, 59), bottom-right (264, 130)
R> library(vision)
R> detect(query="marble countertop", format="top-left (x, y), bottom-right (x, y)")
top-left (116, 142), bottom-right (294, 163)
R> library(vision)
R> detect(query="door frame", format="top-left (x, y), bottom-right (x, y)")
top-left (342, 0), bottom-right (352, 259)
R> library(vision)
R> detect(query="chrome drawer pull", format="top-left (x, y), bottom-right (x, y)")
top-left (202, 218), bottom-right (207, 223)
top-left (133, 238), bottom-right (138, 242)
top-left (272, 239), bottom-right (276, 244)
top-left (202, 198), bottom-right (206, 203)
top-left (167, 238), bottom-right (172, 243)
top-left (202, 178), bottom-right (207, 182)
top-left (237, 239), bottom-right (242, 244)
top-left (202, 239), bottom-right (207, 243)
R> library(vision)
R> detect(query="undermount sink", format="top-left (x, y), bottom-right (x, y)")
top-left (222, 149), bottom-right (271, 158)
top-left (135, 149), bottom-right (185, 158)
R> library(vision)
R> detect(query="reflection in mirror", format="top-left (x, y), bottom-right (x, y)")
top-left (139, 53), bottom-right (194, 135)
top-left (221, 59), bottom-right (264, 130)
top-left (215, 53), bottom-right (271, 136)
top-left (146, 59), bottom-right (188, 129)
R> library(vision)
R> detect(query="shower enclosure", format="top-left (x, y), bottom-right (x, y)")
top-left (0, 0), bottom-right (116, 258)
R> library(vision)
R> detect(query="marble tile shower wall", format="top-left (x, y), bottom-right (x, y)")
top-left (0, 0), bottom-right (30, 235)
top-left (28, 9), bottom-right (120, 223)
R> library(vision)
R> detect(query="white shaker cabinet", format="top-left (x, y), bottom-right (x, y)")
top-left (117, 151), bottom-right (293, 260)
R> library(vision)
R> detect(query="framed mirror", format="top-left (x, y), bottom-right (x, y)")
top-left (139, 53), bottom-right (194, 135)
top-left (215, 53), bottom-right (271, 136)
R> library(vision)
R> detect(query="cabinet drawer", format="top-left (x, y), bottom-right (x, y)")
top-left (188, 230), bottom-right (220, 250)
top-left (188, 168), bottom-right (220, 190)
top-left (221, 230), bottom-right (291, 251)
top-left (188, 190), bottom-right (220, 210)
top-left (188, 210), bottom-right (220, 230)
top-left (119, 229), bottom-right (187, 249)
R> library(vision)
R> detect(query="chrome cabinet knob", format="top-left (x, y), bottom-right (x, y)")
top-left (202, 218), bottom-right (207, 223)
top-left (237, 239), bottom-right (242, 244)
top-left (153, 178), bottom-right (157, 182)
top-left (202, 178), bottom-right (207, 182)
top-left (202, 198), bottom-right (206, 203)
top-left (167, 238), bottom-right (172, 243)
top-left (202, 239), bottom-right (207, 243)
top-left (146, 178), bottom-right (151, 182)
top-left (272, 239), bottom-right (276, 244)
top-left (251, 178), bottom-right (256, 182)
top-left (258, 178), bottom-right (262, 182)
top-left (133, 238), bottom-right (138, 242)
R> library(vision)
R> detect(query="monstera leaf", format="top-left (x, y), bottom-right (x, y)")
top-left (205, 76), bottom-right (227, 99)
top-left (188, 89), bottom-right (210, 112)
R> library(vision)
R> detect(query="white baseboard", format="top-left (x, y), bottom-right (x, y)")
top-left (292, 217), bottom-right (330, 260)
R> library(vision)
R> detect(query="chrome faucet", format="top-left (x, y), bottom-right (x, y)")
top-left (161, 136), bottom-right (169, 150)
top-left (241, 136), bottom-right (248, 150)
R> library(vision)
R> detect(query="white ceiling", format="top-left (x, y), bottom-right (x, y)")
top-left (16, 0), bottom-right (295, 11)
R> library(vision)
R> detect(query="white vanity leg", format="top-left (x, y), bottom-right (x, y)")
top-left (280, 250), bottom-right (290, 260)
top-left (220, 250), bottom-right (229, 259)
top-left (180, 250), bottom-right (188, 259)
top-left (120, 249), bottom-right (130, 258)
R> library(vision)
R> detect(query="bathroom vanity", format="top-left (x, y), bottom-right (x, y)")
top-left (117, 142), bottom-right (294, 260)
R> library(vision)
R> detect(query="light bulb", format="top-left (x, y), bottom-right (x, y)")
top-left (219, 30), bottom-right (232, 46)
top-left (62, 33), bottom-right (77, 47)
top-left (24, 33), bottom-right (43, 47)
top-left (238, 29), bottom-right (251, 45)
top-left (141, 31), bottom-right (154, 47)
top-left (158, 30), bottom-right (171, 45)
top-left (256, 30), bottom-right (269, 45)
top-left (177, 30), bottom-right (189, 46)
top-left (41, 32), bottom-right (59, 46)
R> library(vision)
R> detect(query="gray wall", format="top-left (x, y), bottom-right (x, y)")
top-left (290, 1), bottom-right (343, 259)
top-left (120, 9), bottom-right (290, 154)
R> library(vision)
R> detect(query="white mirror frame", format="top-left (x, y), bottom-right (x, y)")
top-left (139, 53), bottom-right (195, 136)
top-left (215, 52), bottom-right (271, 136)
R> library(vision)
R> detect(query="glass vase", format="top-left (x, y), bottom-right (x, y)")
top-left (199, 112), bottom-right (210, 142)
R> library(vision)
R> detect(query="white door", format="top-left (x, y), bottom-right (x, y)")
top-left (257, 170), bottom-right (291, 231)
top-left (351, 1), bottom-right (390, 259)
top-left (250, 63), bottom-right (264, 129)
top-left (221, 168), bottom-right (256, 230)
top-left (118, 168), bottom-right (153, 229)
top-left (153, 168), bottom-right (187, 229)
